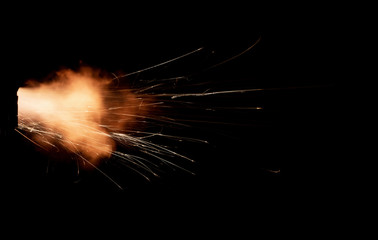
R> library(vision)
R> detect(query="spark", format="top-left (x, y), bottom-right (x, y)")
top-left (114, 47), bottom-right (204, 79)
top-left (16, 66), bottom-right (200, 188)
top-left (14, 128), bottom-right (48, 151)
top-left (205, 36), bottom-right (261, 70)
top-left (16, 39), bottom-right (264, 190)
top-left (154, 88), bottom-right (264, 99)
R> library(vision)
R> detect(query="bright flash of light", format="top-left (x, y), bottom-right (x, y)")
top-left (18, 67), bottom-right (166, 188)
top-left (19, 68), bottom-right (117, 165)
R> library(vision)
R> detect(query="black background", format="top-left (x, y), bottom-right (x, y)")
top-left (1, 2), bottom-right (341, 236)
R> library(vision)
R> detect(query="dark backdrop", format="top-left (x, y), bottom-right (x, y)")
top-left (1, 3), bottom-right (340, 234)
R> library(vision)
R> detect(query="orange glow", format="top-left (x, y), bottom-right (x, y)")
top-left (18, 67), bottom-right (149, 167)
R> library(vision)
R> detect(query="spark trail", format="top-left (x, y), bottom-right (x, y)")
top-left (16, 39), bottom-right (262, 190)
